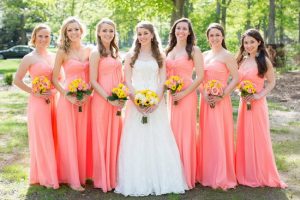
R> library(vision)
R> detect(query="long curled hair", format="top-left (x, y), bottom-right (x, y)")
top-left (29, 24), bottom-right (51, 47)
top-left (58, 17), bottom-right (85, 54)
top-left (96, 18), bottom-right (119, 58)
top-left (206, 23), bottom-right (227, 49)
top-left (237, 29), bottom-right (269, 78)
top-left (130, 21), bottom-right (163, 68)
top-left (165, 18), bottom-right (196, 60)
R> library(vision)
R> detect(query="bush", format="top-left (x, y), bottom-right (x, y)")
top-left (4, 73), bottom-right (13, 85)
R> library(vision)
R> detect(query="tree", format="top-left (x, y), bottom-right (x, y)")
top-left (268, 0), bottom-right (276, 44)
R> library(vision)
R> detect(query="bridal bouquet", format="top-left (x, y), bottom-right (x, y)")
top-left (107, 83), bottom-right (129, 116)
top-left (67, 78), bottom-right (92, 112)
top-left (165, 75), bottom-right (184, 105)
top-left (237, 80), bottom-right (256, 110)
top-left (204, 80), bottom-right (224, 108)
top-left (134, 89), bottom-right (159, 124)
top-left (32, 76), bottom-right (51, 104)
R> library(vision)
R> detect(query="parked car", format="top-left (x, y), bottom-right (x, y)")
top-left (0, 45), bottom-right (34, 59)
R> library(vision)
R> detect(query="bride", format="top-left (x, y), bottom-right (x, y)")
top-left (115, 21), bottom-right (188, 196)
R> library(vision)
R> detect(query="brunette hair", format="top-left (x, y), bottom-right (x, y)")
top-left (237, 29), bottom-right (269, 78)
top-left (96, 18), bottom-right (119, 58)
top-left (206, 23), bottom-right (227, 49)
top-left (130, 21), bottom-right (163, 68)
top-left (165, 18), bottom-right (196, 60)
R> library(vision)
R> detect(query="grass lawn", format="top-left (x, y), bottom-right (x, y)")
top-left (0, 59), bottom-right (21, 74)
top-left (0, 89), bottom-right (299, 200)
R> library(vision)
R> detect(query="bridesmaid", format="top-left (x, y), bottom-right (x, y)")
top-left (165, 18), bottom-right (204, 189)
top-left (90, 18), bottom-right (124, 192)
top-left (52, 17), bottom-right (92, 191)
top-left (196, 23), bottom-right (238, 190)
top-left (14, 24), bottom-right (59, 189)
top-left (235, 29), bottom-right (287, 188)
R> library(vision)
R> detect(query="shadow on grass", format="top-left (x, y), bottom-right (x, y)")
top-left (23, 183), bottom-right (290, 200)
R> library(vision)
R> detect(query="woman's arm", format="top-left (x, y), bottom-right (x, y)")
top-left (157, 54), bottom-right (167, 100)
top-left (52, 49), bottom-right (78, 105)
top-left (245, 57), bottom-right (275, 101)
top-left (172, 46), bottom-right (204, 102)
top-left (89, 50), bottom-right (121, 107)
top-left (223, 53), bottom-right (239, 97)
top-left (13, 55), bottom-right (32, 94)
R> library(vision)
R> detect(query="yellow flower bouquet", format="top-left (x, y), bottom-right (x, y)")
top-left (107, 83), bottom-right (129, 116)
top-left (238, 80), bottom-right (257, 110)
top-left (32, 76), bottom-right (51, 104)
top-left (67, 78), bottom-right (92, 112)
top-left (204, 80), bottom-right (224, 108)
top-left (134, 89), bottom-right (159, 124)
top-left (165, 75), bottom-right (184, 105)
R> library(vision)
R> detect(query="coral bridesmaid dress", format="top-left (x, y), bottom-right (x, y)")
top-left (28, 62), bottom-right (59, 189)
top-left (235, 66), bottom-right (287, 188)
top-left (56, 59), bottom-right (91, 188)
top-left (91, 57), bottom-right (123, 192)
top-left (197, 61), bottom-right (237, 190)
top-left (166, 56), bottom-right (197, 189)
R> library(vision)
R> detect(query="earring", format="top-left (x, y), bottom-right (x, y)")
top-left (256, 51), bottom-right (260, 57)
top-left (242, 51), bottom-right (248, 57)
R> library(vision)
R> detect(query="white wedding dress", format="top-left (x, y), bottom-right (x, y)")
top-left (115, 59), bottom-right (188, 196)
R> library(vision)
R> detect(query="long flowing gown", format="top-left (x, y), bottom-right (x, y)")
top-left (166, 56), bottom-right (197, 189)
top-left (27, 62), bottom-right (59, 189)
top-left (235, 66), bottom-right (287, 188)
top-left (115, 59), bottom-right (188, 196)
top-left (196, 61), bottom-right (237, 190)
top-left (91, 57), bottom-right (123, 192)
top-left (56, 59), bottom-right (91, 188)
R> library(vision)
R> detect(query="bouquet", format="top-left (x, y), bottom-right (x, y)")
top-left (32, 76), bottom-right (51, 104)
top-left (165, 75), bottom-right (184, 105)
top-left (107, 83), bottom-right (129, 116)
top-left (238, 80), bottom-right (256, 110)
top-left (204, 80), bottom-right (224, 108)
top-left (67, 78), bottom-right (92, 112)
top-left (134, 89), bottom-right (159, 124)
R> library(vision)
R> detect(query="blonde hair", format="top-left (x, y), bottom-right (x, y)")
top-left (96, 18), bottom-right (119, 58)
top-left (29, 24), bottom-right (51, 47)
top-left (58, 17), bottom-right (85, 53)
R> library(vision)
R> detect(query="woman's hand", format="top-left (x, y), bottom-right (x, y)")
top-left (242, 93), bottom-right (261, 102)
top-left (172, 90), bottom-right (187, 102)
top-left (32, 91), bottom-right (52, 99)
top-left (208, 95), bottom-right (223, 105)
top-left (108, 99), bottom-right (125, 108)
top-left (77, 95), bottom-right (90, 106)
top-left (65, 94), bottom-right (79, 105)
top-left (144, 104), bottom-right (159, 114)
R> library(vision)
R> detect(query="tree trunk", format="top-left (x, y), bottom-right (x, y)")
top-left (19, 14), bottom-right (27, 44)
top-left (299, 12), bottom-right (300, 43)
top-left (170, 0), bottom-right (185, 25)
top-left (268, 0), bottom-right (276, 44)
top-left (221, 0), bottom-right (231, 31)
top-left (245, 0), bottom-right (251, 29)
top-left (216, 0), bottom-right (221, 23)
top-left (71, 0), bottom-right (75, 16)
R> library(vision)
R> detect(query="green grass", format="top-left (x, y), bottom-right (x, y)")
top-left (271, 127), bottom-right (291, 134)
top-left (288, 121), bottom-right (300, 127)
top-left (0, 164), bottom-right (27, 182)
top-left (268, 101), bottom-right (290, 111)
top-left (276, 65), bottom-right (300, 74)
top-left (0, 89), bottom-right (298, 199)
top-left (0, 91), bottom-right (28, 153)
top-left (0, 59), bottom-right (20, 74)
